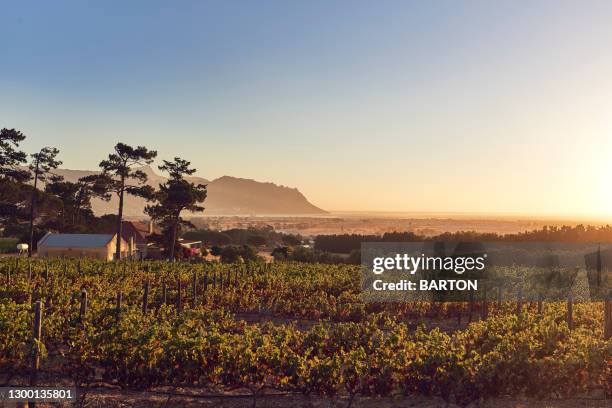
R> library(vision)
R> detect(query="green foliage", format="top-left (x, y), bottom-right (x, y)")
top-left (145, 157), bottom-right (206, 260)
top-left (0, 128), bottom-right (28, 182)
top-left (220, 245), bottom-right (259, 263)
top-left (0, 258), bottom-right (609, 405)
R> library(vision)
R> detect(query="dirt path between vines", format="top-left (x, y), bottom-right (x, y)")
top-left (76, 389), bottom-right (608, 408)
top-left (1, 387), bottom-right (607, 408)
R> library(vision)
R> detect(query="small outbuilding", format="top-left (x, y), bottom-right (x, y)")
top-left (120, 220), bottom-right (158, 260)
top-left (37, 233), bottom-right (133, 260)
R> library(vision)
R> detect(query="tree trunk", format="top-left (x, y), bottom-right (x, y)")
top-left (168, 215), bottom-right (179, 262)
top-left (27, 168), bottom-right (39, 258)
top-left (115, 185), bottom-right (125, 261)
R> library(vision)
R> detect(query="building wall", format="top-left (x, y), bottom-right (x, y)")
top-left (38, 247), bottom-right (113, 260)
top-left (111, 236), bottom-right (133, 259)
top-left (38, 235), bottom-right (133, 261)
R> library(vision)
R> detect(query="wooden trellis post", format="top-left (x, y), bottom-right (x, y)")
top-left (481, 284), bottom-right (488, 320)
top-left (468, 291), bottom-right (474, 323)
top-left (162, 279), bottom-right (167, 305)
top-left (192, 270), bottom-right (198, 304)
top-left (537, 293), bottom-right (543, 315)
top-left (516, 288), bottom-right (523, 317)
top-left (456, 305), bottom-right (462, 326)
top-left (567, 292), bottom-right (573, 331)
top-left (31, 300), bottom-right (43, 388)
top-left (79, 289), bottom-right (88, 322)
top-left (115, 292), bottom-right (122, 322)
top-left (142, 281), bottom-right (149, 315)
top-left (177, 278), bottom-right (182, 314)
top-left (604, 292), bottom-right (612, 340)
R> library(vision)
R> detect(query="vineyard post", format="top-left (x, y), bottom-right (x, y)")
top-left (177, 278), bottom-right (182, 314)
top-left (79, 289), bottom-right (88, 322)
top-left (162, 279), bottom-right (167, 305)
top-left (45, 278), bottom-right (52, 310)
top-left (497, 285), bottom-right (502, 312)
top-left (457, 303), bottom-right (462, 326)
top-left (116, 291), bottom-right (122, 322)
top-left (213, 270), bottom-right (217, 289)
top-left (537, 293), bottom-right (543, 315)
top-left (44, 263), bottom-right (49, 281)
top-left (516, 288), bottom-right (523, 317)
top-left (468, 291), bottom-right (474, 323)
top-left (567, 292), bottom-right (573, 331)
top-left (5, 266), bottom-right (10, 286)
top-left (192, 270), bottom-right (197, 305)
top-left (30, 300), bottom-right (43, 390)
top-left (220, 269), bottom-right (224, 289)
top-left (203, 270), bottom-right (208, 292)
top-left (604, 291), bottom-right (611, 340)
top-left (142, 281), bottom-right (149, 315)
top-left (481, 284), bottom-right (488, 320)
top-left (28, 261), bottom-right (32, 281)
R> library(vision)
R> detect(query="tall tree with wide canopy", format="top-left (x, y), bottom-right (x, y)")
top-left (0, 128), bottom-right (29, 227)
top-left (95, 143), bottom-right (157, 260)
top-left (145, 157), bottom-right (207, 261)
top-left (45, 177), bottom-right (101, 226)
top-left (27, 147), bottom-right (62, 256)
top-left (0, 128), bottom-right (29, 182)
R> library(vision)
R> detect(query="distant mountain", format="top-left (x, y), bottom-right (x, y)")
top-left (48, 166), bottom-right (326, 217)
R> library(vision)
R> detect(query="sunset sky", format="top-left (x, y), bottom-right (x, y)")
top-left (2, 1), bottom-right (612, 218)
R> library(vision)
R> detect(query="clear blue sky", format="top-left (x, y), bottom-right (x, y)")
top-left (3, 1), bottom-right (612, 217)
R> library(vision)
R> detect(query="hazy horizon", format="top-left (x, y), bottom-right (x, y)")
top-left (3, 1), bottom-right (612, 218)
top-left (43, 164), bottom-right (612, 222)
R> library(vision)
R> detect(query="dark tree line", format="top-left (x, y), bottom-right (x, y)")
top-left (183, 226), bottom-right (302, 247)
top-left (315, 225), bottom-right (612, 254)
top-left (0, 127), bottom-right (207, 260)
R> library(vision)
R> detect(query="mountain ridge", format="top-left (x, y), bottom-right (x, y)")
top-left (46, 166), bottom-right (326, 217)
